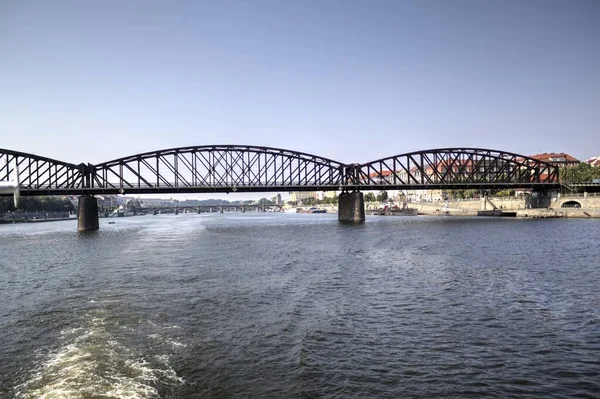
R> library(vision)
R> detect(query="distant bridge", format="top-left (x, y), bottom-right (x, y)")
top-left (135, 204), bottom-right (284, 214)
top-left (1, 145), bottom-right (561, 228)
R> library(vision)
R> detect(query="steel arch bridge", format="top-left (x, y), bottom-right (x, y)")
top-left (353, 148), bottom-right (559, 190)
top-left (1, 146), bottom-right (560, 195)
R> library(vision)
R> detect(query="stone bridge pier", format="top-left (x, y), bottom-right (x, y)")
top-left (338, 164), bottom-right (365, 223)
top-left (338, 191), bottom-right (365, 223)
top-left (77, 195), bottom-right (99, 231)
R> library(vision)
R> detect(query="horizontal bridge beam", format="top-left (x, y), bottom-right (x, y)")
top-left (10, 182), bottom-right (562, 197)
top-left (15, 185), bottom-right (344, 196)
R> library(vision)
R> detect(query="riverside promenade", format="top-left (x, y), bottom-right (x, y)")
top-left (411, 194), bottom-right (600, 219)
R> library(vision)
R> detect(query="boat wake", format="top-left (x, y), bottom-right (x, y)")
top-left (15, 306), bottom-right (183, 398)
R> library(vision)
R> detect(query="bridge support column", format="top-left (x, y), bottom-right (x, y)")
top-left (175, 208), bottom-right (179, 215)
top-left (220, 207), bottom-right (224, 213)
top-left (242, 206), bottom-right (246, 213)
top-left (338, 191), bottom-right (365, 223)
top-left (197, 208), bottom-right (201, 214)
top-left (78, 195), bottom-right (99, 231)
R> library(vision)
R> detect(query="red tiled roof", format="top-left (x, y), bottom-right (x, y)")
top-left (528, 153), bottom-right (580, 163)
top-left (368, 170), bottom-right (394, 178)
top-left (586, 157), bottom-right (600, 167)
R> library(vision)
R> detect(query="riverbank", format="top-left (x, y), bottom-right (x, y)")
top-left (0, 217), bottom-right (75, 224)
top-left (412, 202), bottom-right (600, 219)
top-left (516, 208), bottom-right (600, 219)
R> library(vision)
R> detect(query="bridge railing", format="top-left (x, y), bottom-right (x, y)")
top-left (559, 192), bottom-right (600, 198)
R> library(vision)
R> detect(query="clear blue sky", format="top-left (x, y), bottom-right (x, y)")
top-left (1, 1), bottom-right (599, 169)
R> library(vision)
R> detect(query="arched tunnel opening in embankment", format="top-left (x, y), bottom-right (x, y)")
top-left (561, 200), bottom-right (582, 208)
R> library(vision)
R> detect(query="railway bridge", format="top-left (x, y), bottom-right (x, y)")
top-left (1, 146), bottom-right (560, 230)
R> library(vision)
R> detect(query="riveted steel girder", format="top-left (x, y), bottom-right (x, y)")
top-left (1, 146), bottom-right (561, 195)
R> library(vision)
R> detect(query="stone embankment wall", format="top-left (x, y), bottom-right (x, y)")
top-left (517, 209), bottom-right (600, 218)
top-left (412, 195), bottom-right (600, 218)
top-left (412, 198), bottom-right (527, 215)
top-left (554, 194), bottom-right (600, 209)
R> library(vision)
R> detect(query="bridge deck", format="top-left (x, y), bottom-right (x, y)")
top-left (12, 182), bottom-right (562, 196)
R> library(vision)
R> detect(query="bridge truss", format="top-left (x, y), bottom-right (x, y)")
top-left (0, 148), bottom-right (86, 193)
top-left (352, 148), bottom-right (559, 190)
top-left (1, 146), bottom-right (560, 195)
top-left (90, 145), bottom-right (346, 194)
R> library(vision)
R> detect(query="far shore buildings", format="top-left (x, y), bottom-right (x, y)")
top-left (288, 191), bottom-right (338, 204)
top-left (288, 191), bottom-right (317, 204)
top-left (527, 152), bottom-right (580, 167)
top-left (586, 156), bottom-right (600, 167)
top-left (270, 193), bottom-right (282, 205)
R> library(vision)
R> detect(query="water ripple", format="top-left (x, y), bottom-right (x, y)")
top-left (1, 214), bottom-right (599, 398)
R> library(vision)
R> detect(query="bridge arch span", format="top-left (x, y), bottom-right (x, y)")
top-left (356, 147), bottom-right (559, 189)
top-left (91, 145), bottom-right (346, 193)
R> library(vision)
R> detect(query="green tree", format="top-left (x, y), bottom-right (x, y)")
top-left (463, 189), bottom-right (478, 199)
top-left (0, 196), bottom-right (74, 213)
top-left (494, 189), bottom-right (515, 197)
top-left (303, 197), bottom-right (317, 206)
top-left (319, 195), bottom-right (338, 205)
top-left (448, 189), bottom-right (467, 199)
top-left (364, 192), bottom-right (376, 202)
top-left (0, 197), bottom-right (15, 212)
top-left (376, 191), bottom-right (388, 202)
top-left (561, 163), bottom-right (600, 184)
top-left (126, 198), bottom-right (143, 210)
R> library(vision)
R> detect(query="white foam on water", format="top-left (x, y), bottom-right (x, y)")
top-left (163, 325), bottom-right (181, 330)
top-left (165, 338), bottom-right (187, 348)
top-left (16, 311), bottom-right (183, 399)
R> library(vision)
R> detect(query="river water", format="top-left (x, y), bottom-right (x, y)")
top-left (1, 214), bottom-right (599, 398)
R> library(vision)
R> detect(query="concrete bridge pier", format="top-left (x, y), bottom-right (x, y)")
top-left (242, 206), bottom-right (246, 213)
top-left (197, 208), bottom-right (201, 214)
top-left (338, 191), bottom-right (365, 223)
top-left (220, 206), bottom-right (224, 214)
top-left (78, 195), bottom-right (99, 231)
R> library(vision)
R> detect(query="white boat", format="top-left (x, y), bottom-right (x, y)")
top-left (110, 206), bottom-right (135, 217)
